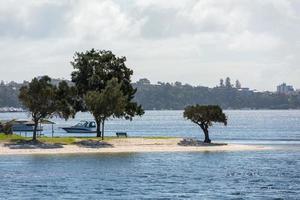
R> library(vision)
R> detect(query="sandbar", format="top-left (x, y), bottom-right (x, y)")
top-left (0, 138), bottom-right (272, 155)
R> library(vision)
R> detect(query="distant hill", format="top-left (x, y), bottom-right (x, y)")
top-left (0, 78), bottom-right (300, 110)
top-left (132, 79), bottom-right (300, 110)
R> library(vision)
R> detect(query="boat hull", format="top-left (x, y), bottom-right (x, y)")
top-left (62, 127), bottom-right (96, 133)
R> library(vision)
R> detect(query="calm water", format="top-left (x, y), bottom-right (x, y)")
top-left (1, 110), bottom-right (300, 143)
top-left (0, 110), bottom-right (300, 199)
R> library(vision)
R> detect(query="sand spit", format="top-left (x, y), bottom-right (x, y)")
top-left (0, 138), bottom-right (272, 155)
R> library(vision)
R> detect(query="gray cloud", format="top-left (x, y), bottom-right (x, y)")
top-left (0, 0), bottom-right (299, 91)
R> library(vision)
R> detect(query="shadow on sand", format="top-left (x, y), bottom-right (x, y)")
top-left (74, 140), bottom-right (114, 149)
top-left (4, 139), bottom-right (64, 149)
top-left (178, 138), bottom-right (227, 146)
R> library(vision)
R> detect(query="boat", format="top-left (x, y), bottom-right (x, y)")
top-left (62, 121), bottom-right (97, 133)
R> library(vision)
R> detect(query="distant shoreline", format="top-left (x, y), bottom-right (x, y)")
top-left (0, 108), bottom-right (300, 113)
top-left (0, 138), bottom-right (272, 155)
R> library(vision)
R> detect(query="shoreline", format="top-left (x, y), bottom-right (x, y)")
top-left (0, 138), bottom-right (272, 155)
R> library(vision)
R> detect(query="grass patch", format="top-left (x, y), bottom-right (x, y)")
top-left (0, 134), bottom-right (177, 145)
top-left (0, 133), bottom-right (25, 141)
top-left (39, 137), bottom-right (76, 145)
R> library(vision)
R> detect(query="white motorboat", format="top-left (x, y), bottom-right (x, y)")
top-left (62, 121), bottom-right (96, 133)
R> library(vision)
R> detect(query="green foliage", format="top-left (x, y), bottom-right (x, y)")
top-left (0, 82), bottom-right (23, 108)
top-left (85, 78), bottom-right (127, 121)
top-left (0, 133), bottom-right (24, 141)
top-left (2, 77), bottom-right (300, 110)
top-left (18, 76), bottom-right (75, 140)
top-left (133, 80), bottom-right (300, 110)
top-left (19, 76), bottom-right (57, 122)
top-left (2, 121), bottom-right (13, 134)
top-left (184, 105), bottom-right (227, 126)
top-left (184, 105), bottom-right (227, 143)
top-left (71, 49), bottom-right (144, 119)
top-left (225, 77), bottom-right (232, 88)
top-left (38, 137), bottom-right (76, 145)
top-left (85, 78), bottom-right (128, 138)
top-left (55, 81), bottom-right (77, 120)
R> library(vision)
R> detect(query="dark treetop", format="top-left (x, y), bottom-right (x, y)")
top-left (71, 49), bottom-right (144, 119)
top-left (184, 105), bottom-right (227, 143)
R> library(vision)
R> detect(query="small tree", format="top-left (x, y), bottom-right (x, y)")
top-left (19, 76), bottom-right (75, 141)
top-left (183, 105), bottom-right (227, 143)
top-left (19, 76), bottom-right (57, 141)
top-left (85, 78), bottom-right (127, 139)
top-left (225, 77), bottom-right (232, 88)
top-left (219, 79), bottom-right (224, 87)
top-left (235, 80), bottom-right (241, 89)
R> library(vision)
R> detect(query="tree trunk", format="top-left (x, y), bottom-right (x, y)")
top-left (203, 128), bottom-right (211, 143)
top-left (32, 120), bottom-right (38, 141)
top-left (96, 120), bottom-right (101, 137)
top-left (101, 120), bottom-right (105, 140)
top-left (200, 124), bottom-right (211, 143)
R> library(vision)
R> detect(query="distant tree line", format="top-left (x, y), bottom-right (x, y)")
top-left (1, 77), bottom-right (300, 110)
top-left (133, 78), bottom-right (300, 110)
top-left (0, 81), bottom-right (25, 108)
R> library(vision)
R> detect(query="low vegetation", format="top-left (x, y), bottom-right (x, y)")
top-left (0, 133), bottom-right (24, 141)
top-left (0, 134), bottom-right (176, 146)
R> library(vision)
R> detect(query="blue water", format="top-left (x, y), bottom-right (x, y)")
top-left (0, 110), bottom-right (300, 199)
top-left (0, 150), bottom-right (299, 199)
top-left (1, 110), bottom-right (300, 143)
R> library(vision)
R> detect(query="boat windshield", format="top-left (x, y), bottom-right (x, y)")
top-left (74, 121), bottom-right (88, 127)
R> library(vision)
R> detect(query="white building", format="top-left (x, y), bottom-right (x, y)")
top-left (277, 83), bottom-right (294, 94)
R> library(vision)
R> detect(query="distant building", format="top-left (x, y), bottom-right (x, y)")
top-left (277, 83), bottom-right (294, 94)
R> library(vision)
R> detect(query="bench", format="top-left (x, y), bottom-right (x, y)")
top-left (116, 132), bottom-right (127, 137)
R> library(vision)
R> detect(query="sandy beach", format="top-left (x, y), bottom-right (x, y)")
top-left (0, 138), bottom-right (272, 155)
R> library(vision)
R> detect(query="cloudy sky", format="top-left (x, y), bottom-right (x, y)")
top-left (0, 0), bottom-right (299, 91)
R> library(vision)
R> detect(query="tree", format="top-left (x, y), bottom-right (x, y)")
top-left (55, 81), bottom-right (77, 120)
top-left (225, 77), bottom-right (232, 88)
top-left (219, 79), bottom-right (224, 87)
top-left (71, 49), bottom-right (144, 137)
top-left (19, 76), bottom-right (75, 141)
top-left (85, 79), bottom-right (127, 139)
top-left (19, 76), bottom-right (57, 141)
top-left (136, 78), bottom-right (151, 85)
top-left (235, 80), bottom-right (241, 89)
top-left (183, 105), bottom-right (227, 143)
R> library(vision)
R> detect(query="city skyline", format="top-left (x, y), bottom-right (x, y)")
top-left (0, 0), bottom-right (299, 91)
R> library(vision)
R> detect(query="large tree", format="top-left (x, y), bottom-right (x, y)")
top-left (71, 49), bottom-right (144, 137)
top-left (85, 79), bottom-right (127, 139)
top-left (19, 76), bottom-right (75, 141)
top-left (183, 105), bottom-right (227, 143)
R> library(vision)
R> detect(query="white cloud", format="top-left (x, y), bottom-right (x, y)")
top-left (228, 31), bottom-right (282, 51)
top-left (69, 0), bottom-right (142, 40)
top-left (0, 0), bottom-right (299, 90)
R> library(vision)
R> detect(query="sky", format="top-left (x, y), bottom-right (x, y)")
top-left (0, 0), bottom-right (299, 91)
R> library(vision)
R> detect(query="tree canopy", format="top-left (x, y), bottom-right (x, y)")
top-left (184, 105), bottom-right (227, 143)
top-left (85, 78), bottom-right (127, 138)
top-left (71, 49), bottom-right (144, 120)
top-left (19, 76), bottom-right (75, 141)
top-left (70, 49), bottom-right (144, 138)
